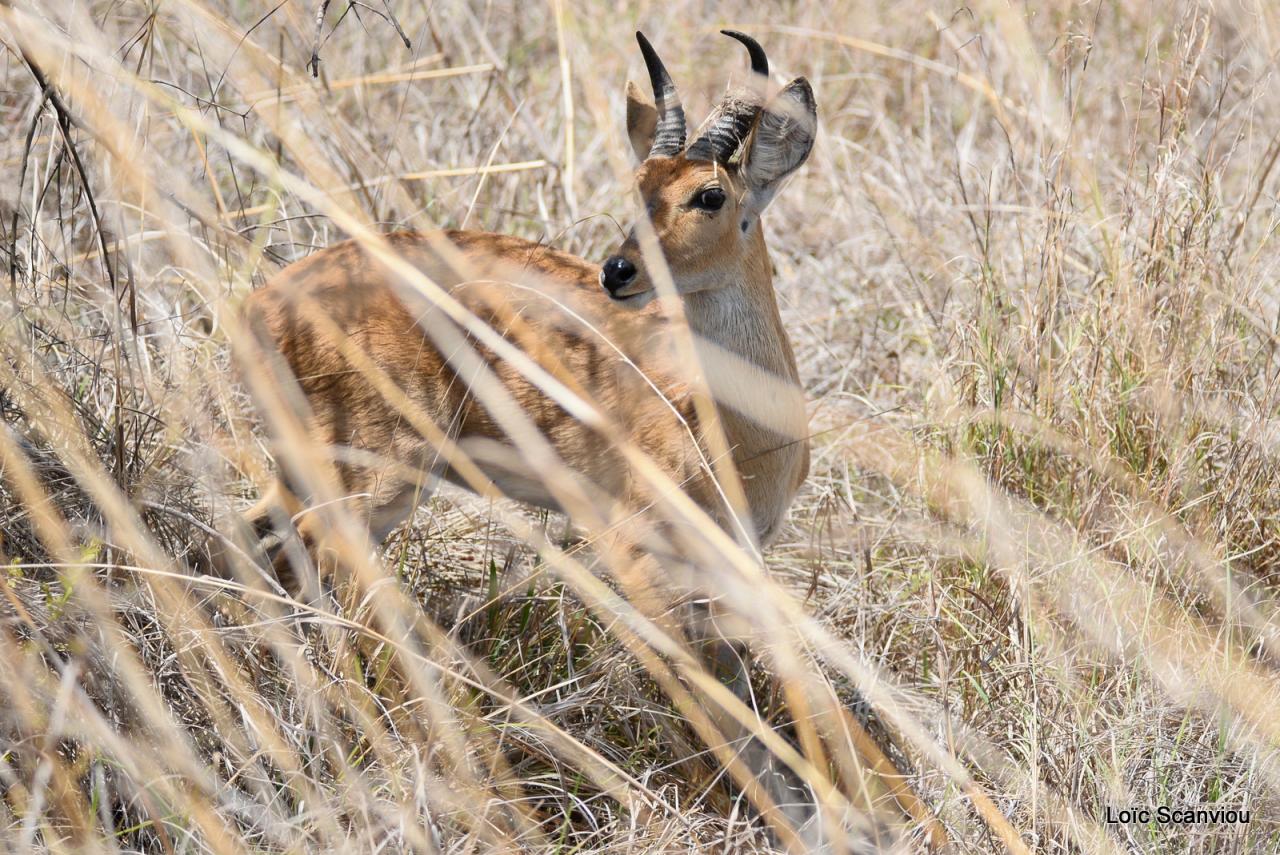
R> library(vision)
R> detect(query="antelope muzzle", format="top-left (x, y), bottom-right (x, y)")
top-left (599, 252), bottom-right (650, 303)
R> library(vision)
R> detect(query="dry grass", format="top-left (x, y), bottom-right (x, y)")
top-left (2, 0), bottom-right (1280, 852)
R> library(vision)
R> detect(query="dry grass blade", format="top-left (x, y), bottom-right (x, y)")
top-left (3, 1), bottom-right (1280, 854)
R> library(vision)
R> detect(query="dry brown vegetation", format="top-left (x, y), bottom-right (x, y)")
top-left (3, 0), bottom-right (1280, 852)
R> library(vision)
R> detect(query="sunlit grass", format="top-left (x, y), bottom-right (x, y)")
top-left (2, 1), bottom-right (1280, 852)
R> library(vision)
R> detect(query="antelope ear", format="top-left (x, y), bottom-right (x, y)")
top-left (626, 79), bottom-right (658, 162)
top-left (741, 77), bottom-right (817, 213)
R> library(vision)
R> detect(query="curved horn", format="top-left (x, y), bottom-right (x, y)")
top-left (686, 30), bottom-right (771, 163)
top-left (635, 32), bottom-right (686, 158)
top-left (720, 29), bottom-right (768, 77)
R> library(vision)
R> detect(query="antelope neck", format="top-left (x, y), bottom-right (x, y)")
top-left (681, 229), bottom-right (799, 383)
top-left (679, 232), bottom-right (805, 470)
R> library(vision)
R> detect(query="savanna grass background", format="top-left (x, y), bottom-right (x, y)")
top-left (2, 0), bottom-right (1280, 852)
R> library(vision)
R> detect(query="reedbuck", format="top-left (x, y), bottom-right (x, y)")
top-left (225, 27), bottom-right (824, 845)
top-left (231, 30), bottom-right (818, 595)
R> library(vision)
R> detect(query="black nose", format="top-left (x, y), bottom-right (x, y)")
top-left (600, 255), bottom-right (638, 295)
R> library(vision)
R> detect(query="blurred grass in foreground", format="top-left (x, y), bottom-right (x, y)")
top-left (2, 0), bottom-right (1280, 852)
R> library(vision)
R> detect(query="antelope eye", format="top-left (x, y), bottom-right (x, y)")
top-left (692, 187), bottom-right (726, 211)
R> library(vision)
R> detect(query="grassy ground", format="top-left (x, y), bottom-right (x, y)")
top-left (3, 0), bottom-right (1280, 852)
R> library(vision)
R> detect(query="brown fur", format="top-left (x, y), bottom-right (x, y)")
top-left (605, 154), bottom-right (811, 541)
top-left (232, 95), bottom-right (811, 590)
top-left (222, 45), bottom-right (830, 844)
top-left (234, 185), bottom-right (807, 583)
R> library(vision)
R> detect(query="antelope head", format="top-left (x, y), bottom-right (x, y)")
top-left (599, 31), bottom-right (818, 306)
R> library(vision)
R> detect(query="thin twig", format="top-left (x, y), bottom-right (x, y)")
top-left (9, 88), bottom-right (50, 303)
top-left (379, 0), bottom-right (412, 51)
top-left (309, 0), bottom-right (333, 77)
top-left (17, 51), bottom-right (136, 505)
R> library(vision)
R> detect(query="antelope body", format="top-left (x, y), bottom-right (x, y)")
top-left (235, 31), bottom-right (817, 593)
